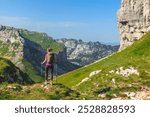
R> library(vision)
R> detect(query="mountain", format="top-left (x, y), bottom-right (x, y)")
top-left (57, 39), bottom-right (119, 66)
top-left (0, 25), bottom-right (79, 82)
top-left (57, 30), bottom-right (150, 100)
top-left (1, 0), bottom-right (149, 100)
top-left (118, 0), bottom-right (150, 50)
top-left (57, 0), bottom-right (150, 100)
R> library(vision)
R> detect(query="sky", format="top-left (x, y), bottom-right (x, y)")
top-left (0, 0), bottom-right (121, 45)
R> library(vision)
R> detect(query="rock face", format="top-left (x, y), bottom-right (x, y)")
top-left (118, 0), bottom-right (150, 50)
top-left (0, 25), bottom-right (79, 78)
top-left (57, 39), bottom-right (119, 66)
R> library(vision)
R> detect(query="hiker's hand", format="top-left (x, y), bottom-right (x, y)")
top-left (41, 62), bottom-right (44, 64)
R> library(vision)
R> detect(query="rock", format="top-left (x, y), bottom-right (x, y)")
top-left (118, 0), bottom-right (150, 50)
top-left (89, 70), bottom-right (101, 77)
top-left (113, 66), bottom-right (139, 77)
top-left (57, 39), bottom-right (119, 66)
top-left (112, 78), bottom-right (116, 84)
top-left (109, 70), bottom-right (115, 73)
top-left (124, 92), bottom-right (136, 98)
top-left (76, 77), bottom-right (89, 86)
top-left (98, 94), bottom-right (106, 98)
top-left (113, 94), bottom-right (117, 98)
top-left (77, 70), bottom-right (101, 86)
top-left (7, 86), bottom-right (14, 89)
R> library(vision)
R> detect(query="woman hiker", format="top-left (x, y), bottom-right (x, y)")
top-left (41, 48), bottom-right (54, 85)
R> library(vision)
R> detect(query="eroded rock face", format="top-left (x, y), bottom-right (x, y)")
top-left (57, 39), bottom-right (119, 66)
top-left (118, 0), bottom-right (150, 50)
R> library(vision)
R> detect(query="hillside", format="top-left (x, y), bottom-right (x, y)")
top-left (0, 57), bottom-right (33, 84)
top-left (0, 82), bottom-right (81, 100)
top-left (57, 38), bottom-right (119, 66)
top-left (57, 31), bottom-right (150, 99)
top-left (19, 29), bottom-right (64, 53)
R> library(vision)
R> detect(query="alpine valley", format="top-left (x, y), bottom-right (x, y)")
top-left (0, 0), bottom-right (150, 100)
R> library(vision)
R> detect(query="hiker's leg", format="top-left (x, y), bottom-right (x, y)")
top-left (49, 65), bottom-right (54, 86)
top-left (45, 66), bottom-right (49, 81)
top-left (51, 65), bottom-right (54, 81)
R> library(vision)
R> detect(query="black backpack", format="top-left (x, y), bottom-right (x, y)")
top-left (47, 52), bottom-right (54, 64)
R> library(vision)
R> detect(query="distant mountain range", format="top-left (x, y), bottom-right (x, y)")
top-left (57, 38), bottom-right (119, 66)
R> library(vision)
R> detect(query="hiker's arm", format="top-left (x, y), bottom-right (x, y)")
top-left (41, 57), bottom-right (46, 64)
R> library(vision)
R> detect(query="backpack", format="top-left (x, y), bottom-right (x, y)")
top-left (47, 52), bottom-right (54, 64)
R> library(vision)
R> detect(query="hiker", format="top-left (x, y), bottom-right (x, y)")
top-left (41, 48), bottom-right (54, 85)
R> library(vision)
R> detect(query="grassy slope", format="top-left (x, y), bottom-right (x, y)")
top-left (57, 31), bottom-right (150, 99)
top-left (0, 59), bottom-right (80, 100)
top-left (0, 41), bottom-right (43, 83)
top-left (19, 29), bottom-right (64, 53)
top-left (0, 58), bottom-right (32, 84)
top-left (0, 83), bottom-right (80, 100)
top-left (0, 58), bottom-right (13, 77)
top-left (22, 59), bottom-right (43, 83)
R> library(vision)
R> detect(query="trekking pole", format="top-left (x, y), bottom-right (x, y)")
top-left (54, 54), bottom-right (57, 83)
top-left (41, 63), bottom-right (43, 76)
top-left (55, 63), bottom-right (57, 83)
top-left (54, 63), bottom-right (56, 83)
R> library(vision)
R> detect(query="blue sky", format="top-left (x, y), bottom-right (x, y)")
top-left (0, 0), bottom-right (121, 45)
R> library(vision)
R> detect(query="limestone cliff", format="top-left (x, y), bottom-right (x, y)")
top-left (118, 0), bottom-right (150, 50)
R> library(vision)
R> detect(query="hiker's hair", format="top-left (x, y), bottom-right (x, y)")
top-left (47, 48), bottom-right (53, 52)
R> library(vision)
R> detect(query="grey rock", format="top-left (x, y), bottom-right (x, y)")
top-left (57, 39), bottom-right (119, 66)
top-left (118, 0), bottom-right (150, 50)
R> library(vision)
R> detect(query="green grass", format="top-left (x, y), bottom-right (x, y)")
top-left (57, 31), bottom-right (150, 99)
top-left (0, 58), bottom-right (11, 77)
top-left (19, 29), bottom-right (64, 53)
top-left (0, 41), bottom-right (9, 56)
top-left (0, 83), bottom-right (80, 100)
top-left (22, 59), bottom-right (43, 82)
top-left (0, 41), bottom-right (22, 57)
top-left (0, 57), bottom-right (33, 84)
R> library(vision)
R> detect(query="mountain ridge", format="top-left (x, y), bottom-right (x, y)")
top-left (57, 38), bottom-right (119, 66)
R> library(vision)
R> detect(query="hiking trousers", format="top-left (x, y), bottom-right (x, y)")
top-left (45, 64), bottom-right (54, 81)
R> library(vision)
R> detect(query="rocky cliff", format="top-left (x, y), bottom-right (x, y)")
top-left (118, 0), bottom-right (150, 50)
top-left (57, 39), bottom-right (119, 66)
top-left (0, 25), bottom-right (79, 82)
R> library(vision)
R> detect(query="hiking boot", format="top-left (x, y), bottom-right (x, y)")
top-left (44, 80), bottom-right (48, 85)
top-left (50, 81), bottom-right (53, 86)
